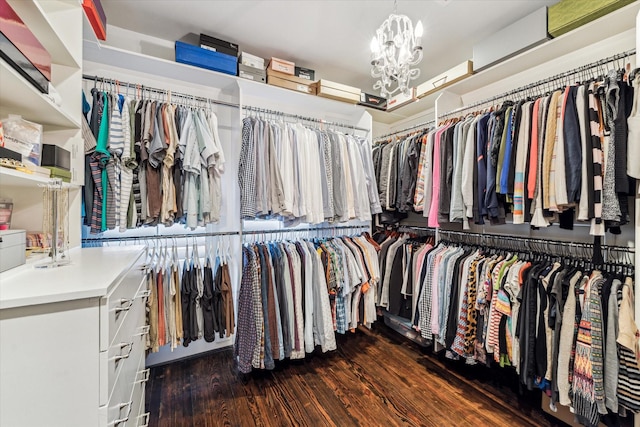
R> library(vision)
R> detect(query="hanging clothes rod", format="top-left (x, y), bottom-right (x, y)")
top-left (242, 224), bottom-right (370, 236)
top-left (441, 48), bottom-right (636, 118)
top-left (242, 105), bottom-right (369, 133)
top-left (81, 230), bottom-right (240, 245)
top-left (82, 74), bottom-right (240, 109)
top-left (437, 229), bottom-right (635, 253)
top-left (375, 120), bottom-right (435, 141)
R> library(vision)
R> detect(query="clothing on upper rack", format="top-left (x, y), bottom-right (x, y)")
top-left (238, 115), bottom-right (382, 225)
top-left (145, 241), bottom-right (235, 353)
top-left (373, 66), bottom-right (637, 235)
top-left (397, 237), bottom-right (639, 426)
top-left (234, 233), bottom-right (380, 373)
top-left (373, 128), bottom-right (430, 220)
top-left (83, 86), bottom-right (226, 234)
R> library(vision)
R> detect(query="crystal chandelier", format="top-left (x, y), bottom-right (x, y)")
top-left (370, 2), bottom-right (423, 98)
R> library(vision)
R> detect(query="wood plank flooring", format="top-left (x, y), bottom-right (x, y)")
top-left (145, 324), bottom-right (569, 427)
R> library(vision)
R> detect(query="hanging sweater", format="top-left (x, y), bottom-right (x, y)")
top-left (572, 274), bottom-right (598, 427)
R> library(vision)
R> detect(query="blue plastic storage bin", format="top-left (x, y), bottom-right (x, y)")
top-left (175, 41), bottom-right (238, 76)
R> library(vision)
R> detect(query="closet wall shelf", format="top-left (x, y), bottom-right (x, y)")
top-left (7, 0), bottom-right (81, 68)
top-left (83, 41), bottom-right (369, 122)
top-left (0, 59), bottom-right (81, 130)
top-left (83, 41), bottom-right (239, 92)
top-left (0, 167), bottom-right (79, 189)
top-left (378, 1), bottom-right (639, 124)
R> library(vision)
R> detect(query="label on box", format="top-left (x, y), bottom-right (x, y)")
top-left (241, 59), bottom-right (262, 68)
top-left (274, 64), bottom-right (289, 72)
top-left (239, 71), bottom-right (255, 80)
top-left (296, 84), bottom-right (309, 93)
top-left (201, 45), bottom-right (218, 52)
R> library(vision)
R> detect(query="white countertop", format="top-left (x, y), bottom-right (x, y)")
top-left (0, 246), bottom-right (145, 310)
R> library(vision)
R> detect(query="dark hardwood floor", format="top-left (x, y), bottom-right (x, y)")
top-left (145, 323), bottom-right (569, 427)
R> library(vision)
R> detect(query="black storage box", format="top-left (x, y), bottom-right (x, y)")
top-left (0, 32), bottom-right (48, 94)
top-left (359, 92), bottom-right (387, 110)
top-left (199, 33), bottom-right (238, 57)
top-left (0, 145), bottom-right (22, 162)
top-left (41, 144), bottom-right (70, 171)
top-left (294, 66), bottom-right (315, 81)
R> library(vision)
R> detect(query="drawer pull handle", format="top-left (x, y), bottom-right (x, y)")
top-left (136, 368), bottom-right (150, 383)
top-left (135, 325), bottom-right (150, 337)
top-left (110, 342), bottom-right (133, 362)
top-left (114, 298), bottom-right (133, 313)
top-left (137, 289), bottom-right (151, 299)
top-left (111, 400), bottom-right (132, 426)
top-left (138, 412), bottom-right (150, 427)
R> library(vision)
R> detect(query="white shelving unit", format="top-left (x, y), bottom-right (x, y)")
top-left (82, 35), bottom-right (373, 366)
top-left (0, 0), bottom-right (83, 247)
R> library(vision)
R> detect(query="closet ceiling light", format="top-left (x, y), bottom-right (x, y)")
top-left (370, 1), bottom-right (423, 98)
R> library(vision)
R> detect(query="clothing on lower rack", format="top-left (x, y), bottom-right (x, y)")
top-left (234, 233), bottom-right (381, 373)
top-left (145, 247), bottom-right (235, 353)
top-left (399, 239), bottom-right (639, 426)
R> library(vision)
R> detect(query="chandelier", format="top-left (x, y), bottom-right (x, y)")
top-left (370, 4), bottom-right (423, 98)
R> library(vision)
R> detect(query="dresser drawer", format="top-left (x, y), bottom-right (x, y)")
top-left (127, 356), bottom-right (149, 426)
top-left (100, 253), bottom-right (147, 352)
top-left (100, 289), bottom-right (148, 406)
top-left (103, 324), bottom-right (147, 424)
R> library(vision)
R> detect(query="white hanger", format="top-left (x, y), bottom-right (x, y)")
top-left (172, 237), bottom-right (178, 268)
top-left (193, 237), bottom-right (201, 269)
top-left (185, 238), bottom-right (191, 271)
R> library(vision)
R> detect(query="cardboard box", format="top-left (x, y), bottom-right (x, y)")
top-left (387, 88), bottom-right (417, 112)
top-left (175, 41), bottom-right (237, 76)
top-left (268, 57), bottom-right (295, 75)
top-left (199, 33), bottom-right (238, 57)
top-left (240, 52), bottom-right (264, 69)
top-left (0, 229), bottom-right (25, 272)
top-left (359, 92), bottom-right (387, 110)
top-left (416, 61), bottom-right (473, 99)
top-left (314, 80), bottom-right (361, 104)
top-left (267, 69), bottom-right (315, 95)
top-left (239, 63), bottom-right (266, 83)
top-left (294, 66), bottom-right (315, 81)
top-left (548, 0), bottom-right (635, 37)
top-left (473, 8), bottom-right (548, 71)
top-left (82, 0), bottom-right (107, 41)
top-left (43, 166), bottom-right (71, 183)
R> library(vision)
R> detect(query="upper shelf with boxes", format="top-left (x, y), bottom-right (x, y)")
top-left (173, 32), bottom-right (378, 110)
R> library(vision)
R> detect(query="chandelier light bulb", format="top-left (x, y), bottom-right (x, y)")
top-left (370, 36), bottom-right (380, 54)
top-left (414, 20), bottom-right (423, 38)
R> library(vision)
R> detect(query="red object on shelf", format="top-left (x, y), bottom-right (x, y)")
top-left (0, 0), bottom-right (51, 81)
top-left (82, 0), bottom-right (106, 41)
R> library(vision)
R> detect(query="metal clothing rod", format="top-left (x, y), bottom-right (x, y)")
top-left (82, 230), bottom-right (240, 244)
top-left (242, 105), bottom-right (369, 133)
top-left (375, 120), bottom-right (436, 141)
top-left (441, 48), bottom-right (637, 118)
top-left (82, 74), bottom-right (240, 109)
top-left (242, 225), bottom-right (370, 236)
top-left (437, 229), bottom-right (635, 253)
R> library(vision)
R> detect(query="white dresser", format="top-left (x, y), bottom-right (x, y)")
top-left (0, 246), bottom-right (150, 427)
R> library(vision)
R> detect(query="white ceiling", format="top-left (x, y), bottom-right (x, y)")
top-left (101, 0), bottom-right (558, 114)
